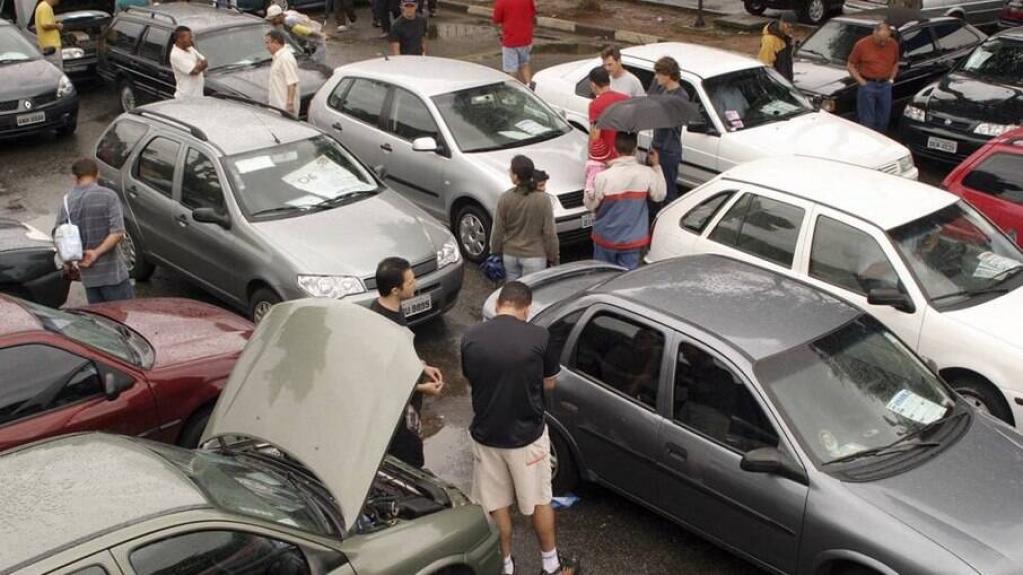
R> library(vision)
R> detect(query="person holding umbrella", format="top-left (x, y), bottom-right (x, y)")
top-left (647, 56), bottom-right (688, 206)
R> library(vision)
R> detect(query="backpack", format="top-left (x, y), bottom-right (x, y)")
top-left (53, 194), bottom-right (83, 263)
top-left (480, 254), bottom-right (505, 283)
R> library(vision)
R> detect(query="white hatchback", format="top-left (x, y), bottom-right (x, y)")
top-left (648, 156), bottom-right (1023, 428)
top-left (533, 42), bottom-right (919, 188)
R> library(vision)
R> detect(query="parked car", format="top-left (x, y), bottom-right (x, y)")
top-left (0, 294), bottom-right (253, 452)
top-left (793, 9), bottom-right (986, 122)
top-left (1000, 0), bottom-right (1023, 27)
top-left (899, 27), bottom-right (1022, 164)
top-left (97, 2), bottom-right (329, 116)
top-left (483, 254), bottom-right (1023, 575)
top-left (533, 42), bottom-right (918, 190)
top-left (943, 127), bottom-right (1023, 245)
top-left (646, 156), bottom-right (1023, 426)
top-left (0, 219), bottom-right (69, 307)
top-left (741, 0), bottom-right (842, 25)
top-left (4, 0), bottom-right (112, 80)
top-left (0, 19), bottom-right (77, 139)
top-left (845, 0), bottom-right (1005, 28)
top-left (0, 299), bottom-right (501, 575)
top-left (309, 56), bottom-right (591, 263)
top-left (95, 97), bottom-right (463, 323)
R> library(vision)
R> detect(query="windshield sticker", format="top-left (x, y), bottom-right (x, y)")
top-left (515, 119), bottom-right (551, 136)
top-left (973, 251), bottom-right (1023, 279)
top-left (886, 389), bottom-right (945, 424)
top-left (760, 100), bottom-right (799, 116)
top-left (270, 150), bottom-right (300, 164)
top-left (286, 194), bottom-right (327, 207)
top-left (282, 155), bottom-right (371, 198)
top-left (497, 130), bottom-right (532, 141)
top-left (235, 156), bottom-right (275, 174)
top-left (724, 110), bottom-right (744, 129)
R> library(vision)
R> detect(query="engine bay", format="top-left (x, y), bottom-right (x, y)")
top-left (355, 466), bottom-right (449, 534)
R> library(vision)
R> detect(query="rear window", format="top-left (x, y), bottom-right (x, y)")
top-left (96, 120), bottom-right (149, 169)
top-left (106, 20), bottom-right (144, 52)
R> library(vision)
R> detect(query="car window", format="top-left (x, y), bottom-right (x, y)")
top-left (340, 78), bottom-right (389, 127)
top-left (130, 530), bottom-right (310, 575)
top-left (136, 137), bottom-right (181, 197)
top-left (67, 566), bottom-right (107, 575)
top-left (96, 120), bottom-right (149, 169)
top-left (0, 25), bottom-right (41, 62)
top-left (139, 26), bottom-right (171, 63)
top-left (673, 341), bottom-right (778, 452)
top-left (931, 21), bottom-right (980, 53)
top-left (0, 345), bottom-right (103, 426)
top-left (181, 149), bottom-right (225, 211)
top-left (702, 67), bottom-right (813, 131)
top-left (709, 193), bottom-right (805, 268)
top-left (573, 312), bottom-right (665, 410)
top-left (900, 27), bottom-right (936, 61)
top-left (960, 37), bottom-right (1023, 85)
top-left (106, 20), bottom-right (144, 53)
top-left (810, 216), bottom-right (901, 295)
top-left (547, 309), bottom-right (584, 364)
top-left (962, 153), bottom-right (1023, 204)
top-left (386, 88), bottom-right (440, 142)
top-left (326, 77), bottom-right (354, 110)
top-left (680, 191), bottom-right (736, 234)
top-left (796, 20), bottom-right (871, 63)
top-left (575, 74), bottom-right (594, 99)
top-left (196, 25), bottom-right (294, 70)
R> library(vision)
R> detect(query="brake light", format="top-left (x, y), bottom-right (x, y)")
top-left (1003, 0), bottom-right (1023, 17)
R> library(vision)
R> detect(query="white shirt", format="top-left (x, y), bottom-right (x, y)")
top-left (269, 46), bottom-right (301, 115)
top-left (170, 45), bottom-right (205, 99)
top-left (611, 70), bottom-right (645, 98)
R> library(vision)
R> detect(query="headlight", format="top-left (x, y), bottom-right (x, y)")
top-left (903, 105), bottom-right (926, 123)
top-left (297, 275), bottom-right (365, 299)
top-left (820, 97), bottom-right (836, 113)
top-left (56, 74), bottom-right (74, 99)
top-left (437, 236), bottom-right (461, 268)
top-left (974, 123), bottom-right (1020, 137)
top-left (61, 47), bottom-right (85, 60)
top-left (548, 193), bottom-right (560, 210)
top-left (898, 154), bottom-right (915, 174)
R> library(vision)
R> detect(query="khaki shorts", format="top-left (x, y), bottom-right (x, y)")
top-left (471, 427), bottom-right (553, 516)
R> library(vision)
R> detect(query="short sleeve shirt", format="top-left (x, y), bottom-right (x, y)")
top-left (611, 71), bottom-right (645, 98)
top-left (269, 46), bottom-right (301, 113)
top-left (170, 45), bottom-right (205, 98)
top-left (848, 36), bottom-right (899, 81)
top-left (589, 90), bottom-right (630, 159)
top-left (54, 183), bottom-right (129, 288)
top-left (388, 16), bottom-right (427, 55)
top-left (492, 0), bottom-right (535, 48)
top-left (35, 2), bottom-right (61, 50)
top-left (461, 315), bottom-right (561, 448)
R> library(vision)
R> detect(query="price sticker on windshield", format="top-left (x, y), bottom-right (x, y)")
top-left (886, 389), bottom-right (945, 424)
top-left (973, 251), bottom-right (1023, 280)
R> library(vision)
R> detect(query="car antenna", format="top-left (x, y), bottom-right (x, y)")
top-left (251, 110), bottom-right (281, 145)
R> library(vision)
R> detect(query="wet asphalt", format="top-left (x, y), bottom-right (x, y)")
top-left (0, 10), bottom-right (951, 574)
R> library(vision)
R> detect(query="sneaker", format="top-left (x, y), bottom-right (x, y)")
top-left (378, 31), bottom-right (389, 38)
top-left (539, 556), bottom-right (579, 575)
top-left (336, 24), bottom-right (348, 31)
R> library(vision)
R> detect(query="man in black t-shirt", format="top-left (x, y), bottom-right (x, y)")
top-left (461, 282), bottom-right (579, 575)
top-left (370, 257), bottom-right (444, 468)
top-left (388, 0), bottom-right (427, 55)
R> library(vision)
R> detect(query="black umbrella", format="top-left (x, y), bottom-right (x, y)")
top-left (595, 95), bottom-right (702, 132)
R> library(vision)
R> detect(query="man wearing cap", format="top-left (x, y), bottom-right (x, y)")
top-left (758, 13), bottom-right (796, 81)
top-left (848, 22), bottom-right (899, 132)
top-left (389, 0), bottom-right (428, 55)
top-left (266, 4), bottom-right (326, 64)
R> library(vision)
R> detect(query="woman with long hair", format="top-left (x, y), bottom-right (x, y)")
top-left (489, 155), bottom-right (559, 281)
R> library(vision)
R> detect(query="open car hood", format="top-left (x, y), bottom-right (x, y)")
top-left (201, 299), bottom-right (423, 530)
top-left (14, 0), bottom-right (112, 28)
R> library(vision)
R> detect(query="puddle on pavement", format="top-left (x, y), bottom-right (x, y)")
top-left (532, 41), bottom-right (605, 55)
top-left (428, 22), bottom-right (499, 40)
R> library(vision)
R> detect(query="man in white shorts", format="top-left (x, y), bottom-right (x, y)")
top-left (461, 281), bottom-right (579, 575)
top-left (492, 0), bottom-right (535, 85)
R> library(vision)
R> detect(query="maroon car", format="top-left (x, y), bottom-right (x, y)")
top-left (0, 295), bottom-right (253, 452)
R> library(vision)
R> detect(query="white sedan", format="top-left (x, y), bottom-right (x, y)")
top-left (648, 155), bottom-right (1023, 428)
top-left (533, 42), bottom-right (919, 189)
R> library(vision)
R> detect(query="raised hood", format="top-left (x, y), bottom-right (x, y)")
top-left (467, 130), bottom-right (588, 196)
top-left (202, 299), bottom-right (424, 530)
top-left (793, 60), bottom-right (858, 96)
top-left (945, 285), bottom-right (1023, 352)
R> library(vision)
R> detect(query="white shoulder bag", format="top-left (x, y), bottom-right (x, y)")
top-left (54, 194), bottom-right (83, 263)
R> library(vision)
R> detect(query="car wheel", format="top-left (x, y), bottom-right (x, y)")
top-left (56, 116), bottom-right (77, 137)
top-left (119, 79), bottom-right (138, 112)
top-left (178, 405), bottom-right (212, 448)
top-left (799, 0), bottom-right (827, 24)
top-left (743, 0), bottom-right (767, 14)
top-left (249, 287), bottom-right (283, 324)
top-left (454, 203), bottom-right (491, 264)
top-left (950, 374), bottom-right (1012, 423)
top-left (122, 225), bottom-right (155, 281)
top-left (550, 428), bottom-right (579, 496)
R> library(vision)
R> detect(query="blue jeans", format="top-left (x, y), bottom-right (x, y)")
top-left (856, 80), bottom-right (893, 133)
top-left (655, 147), bottom-right (682, 205)
top-left (503, 255), bottom-right (547, 281)
top-left (593, 245), bottom-right (641, 270)
top-left (85, 278), bottom-right (134, 304)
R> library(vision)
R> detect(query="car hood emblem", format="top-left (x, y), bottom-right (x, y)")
top-left (944, 118), bottom-right (952, 126)
top-left (23, 100), bottom-right (32, 110)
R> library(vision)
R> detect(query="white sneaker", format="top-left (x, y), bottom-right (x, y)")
top-left (337, 24), bottom-right (349, 31)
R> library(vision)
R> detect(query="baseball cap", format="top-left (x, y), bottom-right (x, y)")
top-left (265, 4), bottom-right (283, 19)
top-left (780, 12), bottom-right (797, 24)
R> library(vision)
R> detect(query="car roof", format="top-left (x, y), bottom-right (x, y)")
top-left (594, 255), bottom-right (862, 361)
top-left (834, 7), bottom-right (954, 28)
top-left (720, 155), bottom-right (958, 230)
top-left (0, 434), bottom-right (207, 573)
top-left (0, 295), bottom-right (43, 336)
top-left (121, 3), bottom-right (260, 32)
top-left (993, 26), bottom-right (1023, 41)
top-left (131, 97), bottom-right (322, 155)
top-left (621, 42), bottom-right (761, 78)
top-left (336, 56), bottom-right (512, 97)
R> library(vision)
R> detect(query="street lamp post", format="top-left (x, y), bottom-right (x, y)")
top-left (694, 0), bottom-right (707, 27)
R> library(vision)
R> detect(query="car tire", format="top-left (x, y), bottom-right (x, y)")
top-left (119, 79), bottom-right (138, 112)
top-left (743, 0), bottom-right (767, 15)
top-left (56, 116), bottom-right (77, 137)
top-left (454, 203), bottom-right (492, 264)
top-left (249, 287), bottom-right (283, 324)
top-left (122, 225), bottom-right (156, 282)
top-left (799, 0), bottom-right (827, 24)
top-left (550, 428), bottom-right (580, 496)
top-left (950, 374), bottom-right (1012, 423)
top-left (178, 405), bottom-right (212, 448)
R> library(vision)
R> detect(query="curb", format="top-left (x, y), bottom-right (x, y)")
top-left (437, 0), bottom-right (666, 44)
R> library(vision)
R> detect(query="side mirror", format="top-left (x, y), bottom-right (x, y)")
top-left (42, 46), bottom-right (56, 56)
top-left (411, 136), bottom-right (438, 153)
top-left (740, 447), bottom-right (808, 485)
top-left (103, 372), bottom-right (134, 401)
top-left (373, 164), bottom-right (388, 179)
top-left (192, 207), bottom-right (231, 229)
top-left (867, 287), bottom-right (915, 313)
top-left (688, 117), bottom-right (716, 135)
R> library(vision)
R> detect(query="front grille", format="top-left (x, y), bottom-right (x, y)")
top-left (0, 92), bottom-right (59, 114)
top-left (928, 113), bottom-right (972, 132)
top-left (34, 92), bottom-right (57, 106)
top-left (558, 227), bottom-right (593, 245)
top-left (0, 100), bottom-right (17, 113)
top-left (558, 190), bottom-right (585, 209)
top-left (363, 257), bottom-right (438, 290)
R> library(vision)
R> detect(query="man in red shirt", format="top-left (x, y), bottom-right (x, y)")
top-left (587, 67), bottom-right (629, 160)
top-left (493, 0), bottom-right (536, 85)
top-left (847, 22), bottom-right (900, 132)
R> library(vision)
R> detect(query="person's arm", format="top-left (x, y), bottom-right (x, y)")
top-left (417, 362), bottom-right (444, 395)
top-left (492, 0), bottom-right (503, 24)
top-left (585, 171), bottom-right (606, 211)
top-left (390, 41), bottom-right (401, 55)
top-left (38, 6), bottom-right (62, 31)
top-left (889, 44), bottom-right (899, 82)
top-left (758, 36), bottom-right (779, 66)
top-left (421, 26), bottom-right (427, 55)
top-left (490, 195), bottom-right (506, 254)
top-left (847, 43), bottom-right (866, 85)
top-left (647, 152), bottom-right (667, 203)
top-left (283, 57), bottom-right (300, 115)
top-left (542, 331), bottom-right (561, 392)
top-left (80, 232), bottom-right (124, 268)
top-left (542, 195), bottom-right (559, 266)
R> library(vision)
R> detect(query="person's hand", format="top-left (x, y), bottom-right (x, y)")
top-left (286, 102), bottom-right (296, 115)
top-left (648, 148), bottom-right (660, 167)
top-left (857, 77), bottom-right (867, 86)
top-left (419, 365), bottom-right (445, 395)
top-left (80, 249), bottom-right (98, 268)
top-left (56, 22), bottom-right (64, 31)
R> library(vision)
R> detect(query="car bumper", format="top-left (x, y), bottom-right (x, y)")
top-left (0, 96), bottom-right (78, 139)
top-left (345, 259), bottom-right (464, 326)
top-left (899, 118), bottom-right (992, 165)
top-left (63, 54), bottom-right (99, 79)
top-left (555, 206), bottom-right (593, 246)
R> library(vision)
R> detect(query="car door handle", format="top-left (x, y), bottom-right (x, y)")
top-left (126, 185), bottom-right (138, 199)
top-left (380, 143), bottom-right (392, 152)
top-left (175, 213), bottom-right (189, 227)
top-left (331, 122), bottom-right (343, 132)
top-left (666, 442), bottom-right (688, 462)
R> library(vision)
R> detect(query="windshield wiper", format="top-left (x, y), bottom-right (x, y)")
top-left (250, 205), bottom-right (317, 218)
top-left (930, 286), bottom-right (1010, 303)
top-left (799, 48), bottom-right (830, 63)
top-left (215, 59), bottom-right (267, 71)
top-left (989, 265), bottom-right (1023, 285)
top-left (310, 190), bottom-right (378, 210)
top-left (824, 410), bottom-right (962, 466)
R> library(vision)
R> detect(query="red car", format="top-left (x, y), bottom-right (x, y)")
top-left (943, 127), bottom-right (1023, 247)
top-left (0, 296), bottom-right (253, 452)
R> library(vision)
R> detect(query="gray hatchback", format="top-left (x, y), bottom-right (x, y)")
top-left (485, 255), bottom-right (1023, 575)
top-left (94, 97), bottom-right (463, 322)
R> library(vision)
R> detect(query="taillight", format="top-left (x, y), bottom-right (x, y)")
top-left (1003, 0), bottom-right (1023, 18)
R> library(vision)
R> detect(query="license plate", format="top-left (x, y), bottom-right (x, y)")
top-left (402, 294), bottom-right (432, 317)
top-left (581, 213), bottom-right (595, 228)
top-left (927, 136), bottom-right (958, 154)
top-left (16, 111), bottom-right (45, 126)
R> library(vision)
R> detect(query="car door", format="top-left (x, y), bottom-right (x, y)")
top-left (895, 25), bottom-right (946, 108)
top-left (133, 25), bottom-right (175, 101)
top-left (931, 20), bottom-right (985, 65)
top-left (649, 185), bottom-right (739, 260)
top-left (958, 151), bottom-right (1023, 243)
top-left (550, 304), bottom-right (670, 505)
top-left (124, 134), bottom-right (184, 265)
top-left (100, 19), bottom-right (144, 83)
top-left (656, 336), bottom-right (806, 574)
top-left (319, 76), bottom-right (390, 171)
top-left (377, 86), bottom-right (448, 218)
top-left (800, 208), bottom-right (927, 350)
top-left (0, 342), bottom-right (159, 452)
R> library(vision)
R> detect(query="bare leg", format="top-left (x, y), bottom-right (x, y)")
top-left (531, 503), bottom-right (556, 552)
top-left (520, 62), bottom-right (533, 86)
top-left (491, 506), bottom-right (515, 559)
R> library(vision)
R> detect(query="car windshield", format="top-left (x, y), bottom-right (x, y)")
top-left (702, 67), bottom-right (814, 131)
top-left (797, 20), bottom-right (871, 64)
top-left (757, 316), bottom-right (956, 466)
top-left (0, 26), bottom-right (41, 64)
top-left (959, 37), bottom-right (1023, 86)
top-left (224, 135), bottom-right (381, 220)
top-left (889, 201), bottom-right (1023, 305)
top-left (18, 298), bottom-right (154, 368)
top-left (196, 25), bottom-right (294, 70)
top-left (431, 81), bottom-right (571, 153)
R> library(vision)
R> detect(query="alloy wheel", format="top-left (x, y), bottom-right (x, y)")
top-left (252, 300), bottom-right (274, 324)
top-left (809, 0), bottom-right (825, 23)
top-left (120, 84), bottom-right (136, 112)
top-left (459, 213), bottom-right (487, 258)
top-left (120, 231), bottom-right (137, 273)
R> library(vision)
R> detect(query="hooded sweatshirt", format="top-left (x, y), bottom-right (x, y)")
top-left (758, 21), bottom-right (794, 82)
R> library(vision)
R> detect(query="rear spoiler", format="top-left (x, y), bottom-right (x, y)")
top-left (482, 260), bottom-right (626, 321)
